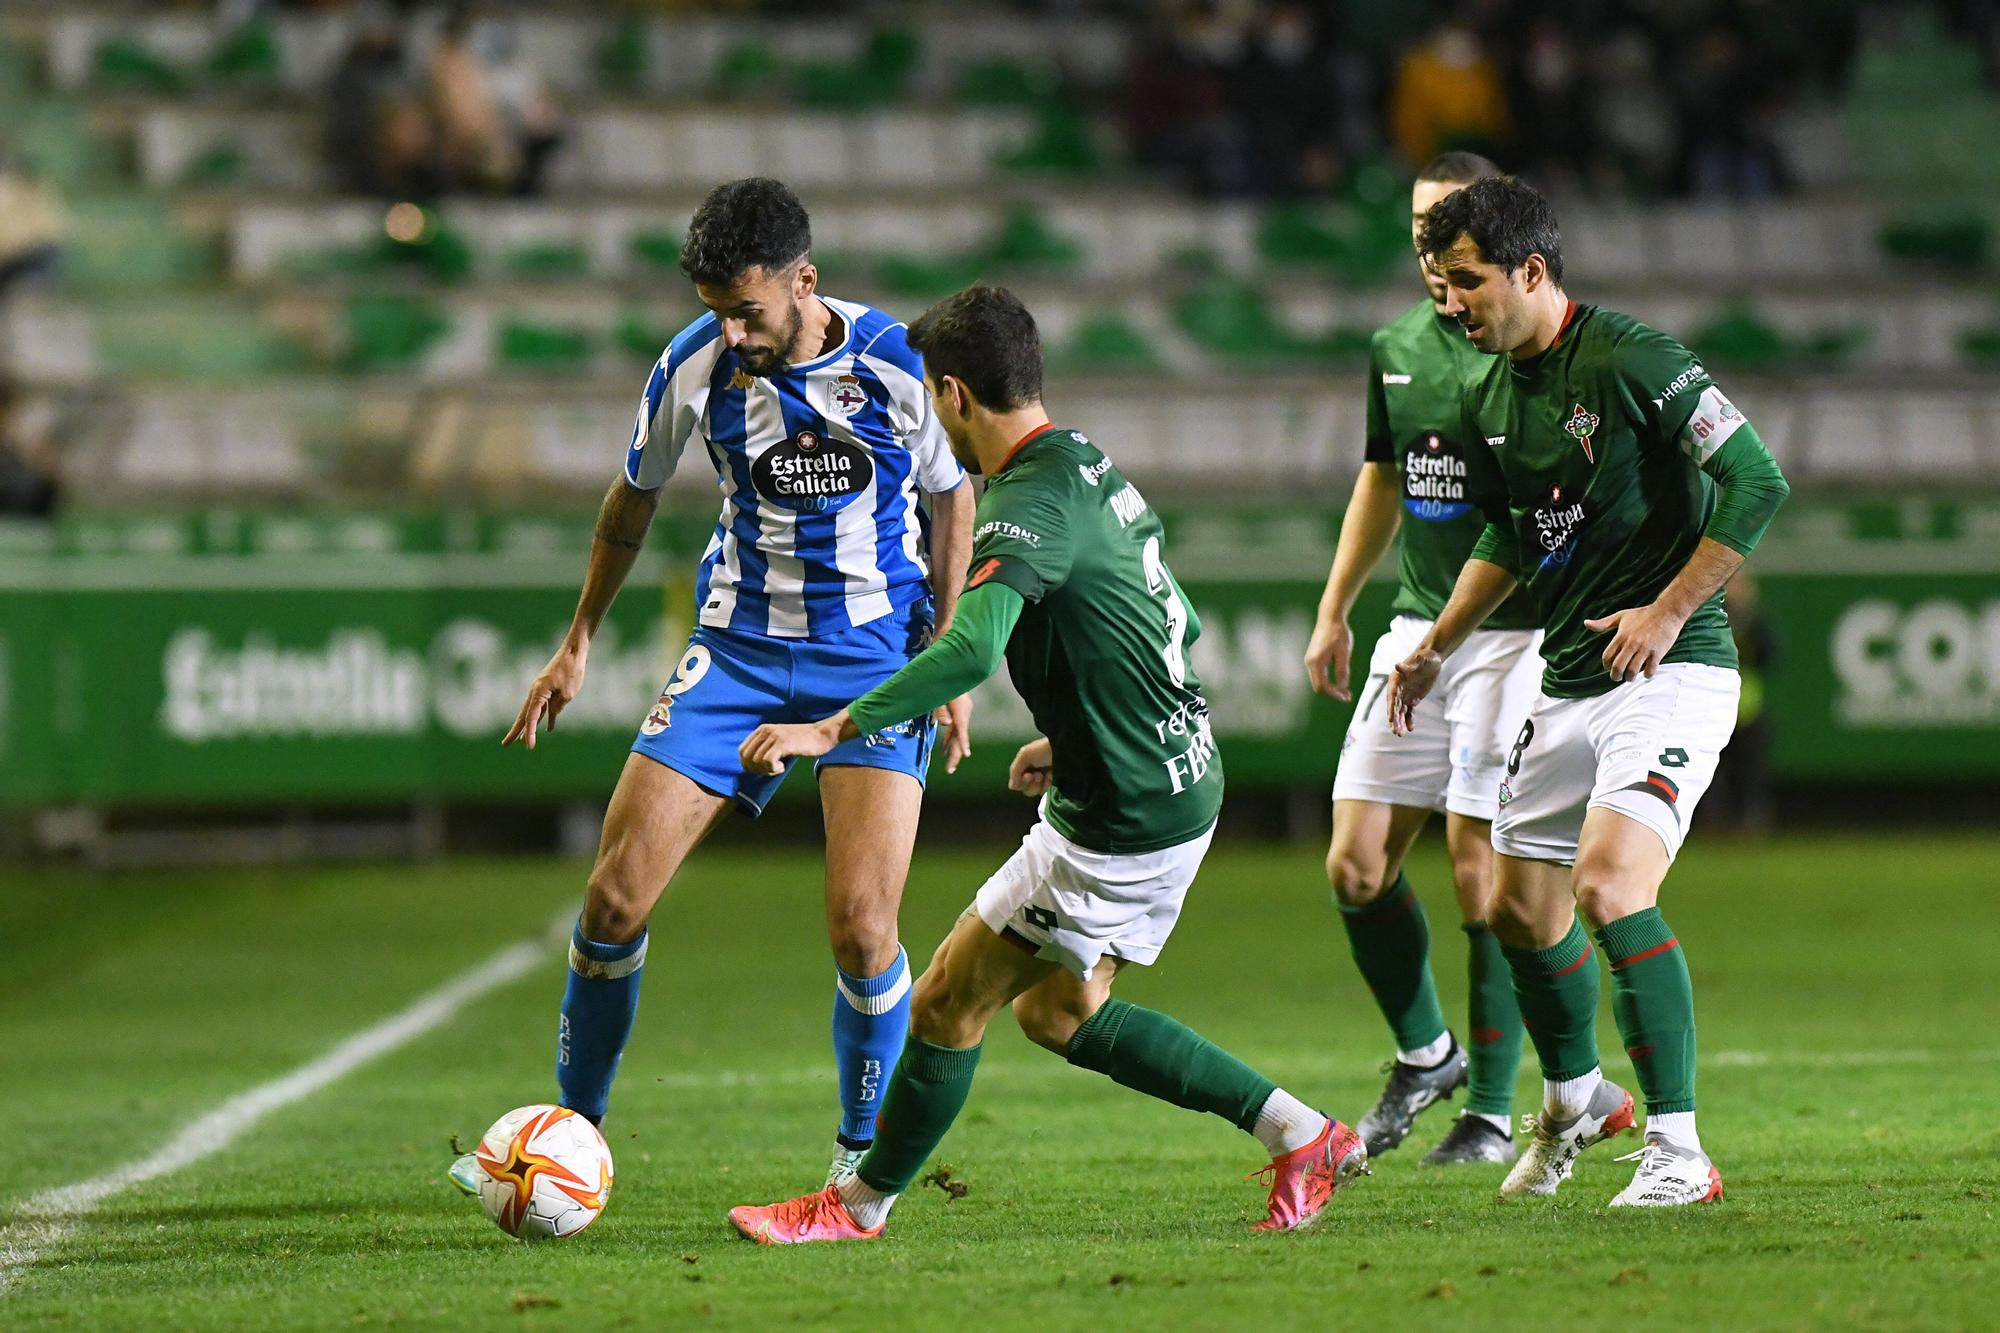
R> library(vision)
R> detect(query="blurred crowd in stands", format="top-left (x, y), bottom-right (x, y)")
top-left (213, 0), bottom-right (2000, 203)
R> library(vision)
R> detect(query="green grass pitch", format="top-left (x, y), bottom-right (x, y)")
top-left (2, 831), bottom-right (1994, 1329)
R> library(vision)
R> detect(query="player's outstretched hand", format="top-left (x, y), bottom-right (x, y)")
top-left (1584, 603), bottom-right (1685, 683)
top-left (1304, 617), bottom-right (1355, 701)
top-left (1387, 647), bottom-right (1443, 736)
top-left (1008, 737), bottom-right (1054, 797)
top-left (934, 694), bottom-right (974, 774)
top-left (740, 718), bottom-right (842, 776)
top-left (504, 642), bottom-right (587, 750)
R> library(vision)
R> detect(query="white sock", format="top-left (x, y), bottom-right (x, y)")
top-left (834, 1172), bottom-right (897, 1230)
top-left (1646, 1111), bottom-right (1702, 1155)
top-left (1252, 1088), bottom-right (1326, 1157)
top-left (1466, 1110), bottom-right (1513, 1136)
top-left (1397, 1032), bottom-right (1453, 1068)
top-left (1544, 1067), bottom-right (1603, 1121)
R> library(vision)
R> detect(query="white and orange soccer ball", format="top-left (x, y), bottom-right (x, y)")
top-left (472, 1104), bottom-right (614, 1240)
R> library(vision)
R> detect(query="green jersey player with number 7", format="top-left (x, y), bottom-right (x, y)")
top-left (723, 284), bottom-right (1368, 1243)
top-left (1390, 177), bottom-right (1789, 1207)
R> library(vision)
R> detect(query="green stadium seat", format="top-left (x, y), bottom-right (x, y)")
top-left (206, 19), bottom-right (282, 90)
top-left (178, 144), bottom-right (247, 188)
top-left (1053, 315), bottom-right (1163, 376)
top-left (954, 57), bottom-right (1054, 108)
top-left (630, 230), bottom-right (681, 272)
top-left (62, 194), bottom-right (217, 290)
top-left (597, 18), bottom-right (649, 95)
top-left (876, 252), bottom-right (985, 301)
top-left (1689, 306), bottom-right (1792, 374)
top-left (998, 104), bottom-right (1101, 176)
top-left (1876, 213), bottom-right (1991, 269)
top-left (614, 311), bottom-right (676, 362)
top-left (345, 295), bottom-right (451, 373)
top-left (94, 37), bottom-right (187, 96)
top-left (1173, 280), bottom-right (1317, 365)
top-left (98, 304), bottom-right (313, 379)
top-left (503, 243), bottom-right (591, 281)
top-left (983, 204), bottom-right (1083, 272)
top-left (497, 319), bottom-right (594, 372)
top-left (712, 40), bottom-right (784, 98)
top-left (1959, 323), bottom-right (2000, 368)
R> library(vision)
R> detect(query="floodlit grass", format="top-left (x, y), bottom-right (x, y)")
top-left (3, 831), bottom-right (1994, 1329)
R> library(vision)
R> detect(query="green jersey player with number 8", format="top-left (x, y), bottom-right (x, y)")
top-left (724, 284), bottom-right (1368, 1244)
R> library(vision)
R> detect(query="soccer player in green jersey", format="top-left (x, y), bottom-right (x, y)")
top-left (1306, 151), bottom-right (1538, 1167)
top-left (1390, 177), bottom-right (1789, 1206)
top-left (724, 285), bottom-right (1367, 1243)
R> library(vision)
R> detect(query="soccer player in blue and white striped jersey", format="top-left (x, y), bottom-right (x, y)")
top-left (459, 178), bottom-right (975, 1191)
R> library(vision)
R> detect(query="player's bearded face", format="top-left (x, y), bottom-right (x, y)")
top-left (699, 265), bottom-right (807, 377)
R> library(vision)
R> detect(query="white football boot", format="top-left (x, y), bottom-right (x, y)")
top-left (1609, 1137), bottom-right (1723, 1206)
top-left (1498, 1077), bottom-right (1636, 1199)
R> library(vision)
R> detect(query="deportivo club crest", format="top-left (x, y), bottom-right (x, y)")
top-left (1564, 403), bottom-right (1601, 463)
top-left (830, 373), bottom-right (867, 418)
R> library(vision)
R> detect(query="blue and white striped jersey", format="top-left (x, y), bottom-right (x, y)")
top-left (623, 296), bottom-right (966, 640)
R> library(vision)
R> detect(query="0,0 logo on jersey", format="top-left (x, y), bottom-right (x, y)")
top-left (1403, 433), bottom-right (1473, 522)
top-left (751, 430), bottom-right (874, 514)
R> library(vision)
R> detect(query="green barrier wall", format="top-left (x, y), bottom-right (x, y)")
top-left (0, 498), bottom-right (1994, 808)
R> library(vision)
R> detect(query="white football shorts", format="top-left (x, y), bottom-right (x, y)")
top-left (1332, 615), bottom-right (1544, 822)
top-left (1491, 662), bottom-right (1740, 865)
top-left (973, 815), bottom-right (1215, 981)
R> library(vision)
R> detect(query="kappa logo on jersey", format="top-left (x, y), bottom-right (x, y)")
top-left (729, 370), bottom-right (755, 391)
top-left (750, 429), bottom-right (874, 513)
top-left (1531, 481), bottom-right (1591, 568)
top-left (1403, 433), bottom-right (1472, 522)
top-left (1564, 403), bottom-right (1602, 464)
top-left (1077, 456), bottom-right (1114, 487)
top-left (829, 373), bottom-right (867, 418)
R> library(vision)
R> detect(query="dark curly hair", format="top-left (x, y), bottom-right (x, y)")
top-left (907, 284), bottom-right (1043, 413)
top-left (1420, 175), bottom-right (1564, 285)
top-left (679, 178), bottom-right (812, 287)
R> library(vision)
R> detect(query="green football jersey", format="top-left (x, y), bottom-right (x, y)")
top-left (968, 427), bottom-right (1222, 853)
top-left (1459, 303), bottom-right (1760, 698)
top-left (1365, 300), bottom-right (1538, 630)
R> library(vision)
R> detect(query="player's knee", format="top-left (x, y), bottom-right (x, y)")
top-left (1011, 990), bottom-right (1087, 1054)
top-left (1484, 888), bottom-right (1544, 950)
top-left (1573, 873), bottom-right (1651, 930)
top-left (1450, 856), bottom-right (1496, 923)
top-left (908, 970), bottom-right (982, 1047)
top-left (1326, 847), bottom-right (1392, 907)
top-left (825, 902), bottom-right (899, 977)
top-left (580, 870), bottom-right (651, 944)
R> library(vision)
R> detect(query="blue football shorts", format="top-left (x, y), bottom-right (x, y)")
top-left (630, 607), bottom-right (935, 814)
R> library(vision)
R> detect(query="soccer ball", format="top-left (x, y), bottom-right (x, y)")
top-left (471, 1104), bottom-right (614, 1241)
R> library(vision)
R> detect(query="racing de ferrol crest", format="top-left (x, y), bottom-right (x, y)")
top-left (1564, 402), bottom-right (1601, 464)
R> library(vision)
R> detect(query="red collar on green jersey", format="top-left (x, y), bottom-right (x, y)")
top-left (1550, 299), bottom-right (1579, 347)
top-left (995, 422), bottom-right (1058, 474)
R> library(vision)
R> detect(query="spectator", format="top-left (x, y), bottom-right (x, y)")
top-left (1669, 19), bottom-right (1791, 198)
top-left (429, 7), bottom-right (515, 192)
top-left (0, 379), bottom-right (59, 519)
top-left (325, 13), bottom-right (435, 196)
top-left (0, 142), bottom-right (66, 298)
top-left (1387, 14), bottom-right (1511, 169)
top-left (479, 21), bottom-right (565, 196)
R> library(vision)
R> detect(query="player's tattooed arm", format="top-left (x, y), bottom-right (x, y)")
top-left (503, 479), bottom-right (660, 749)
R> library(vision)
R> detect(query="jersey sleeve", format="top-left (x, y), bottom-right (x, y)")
top-left (908, 386), bottom-right (967, 493)
top-left (858, 318), bottom-right (967, 494)
top-left (1612, 324), bottom-right (1752, 467)
top-left (1699, 427), bottom-right (1790, 555)
top-left (1459, 393), bottom-right (1522, 574)
top-left (964, 471), bottom-right (1075, 604)
top-left (1363, 337), bottom-right (1393, 463)
top-left (846, 581), bottom-right (1023, 735)
top-left (622, 348), bottom-right (700, 491)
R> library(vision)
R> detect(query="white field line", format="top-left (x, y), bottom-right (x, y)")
top-left (0, 911), bottom-right (571, 1298)
top-left (644, 1046), bottom-right (2000, 1094)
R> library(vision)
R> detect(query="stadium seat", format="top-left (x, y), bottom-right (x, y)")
top-left (345, 296), bottom-right (451, 373)
top-left (1052, 315), bottom-right (1164, 376)
top-left (496, 319), bottom-right (594, 373)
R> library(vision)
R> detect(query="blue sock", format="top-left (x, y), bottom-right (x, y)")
top-left (556, 921), bottom-right (647, 1122)
top-left (831, 946), bottom-right (911, 1146)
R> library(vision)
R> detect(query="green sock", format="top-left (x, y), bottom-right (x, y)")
top-left (1503, 918), bottom-right (1601, 1082)
top-left (1596, 908), bottom-right (1696, 1115)
top-left (1065, 998), bottom-right (1276, 1132)
top-left (1463, 922), bottom-right (1524, 1116)
top-left (854, 1037), bottom-right (982, 1195)
top-left (1336, 873), bottom-right (1448, 1054)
